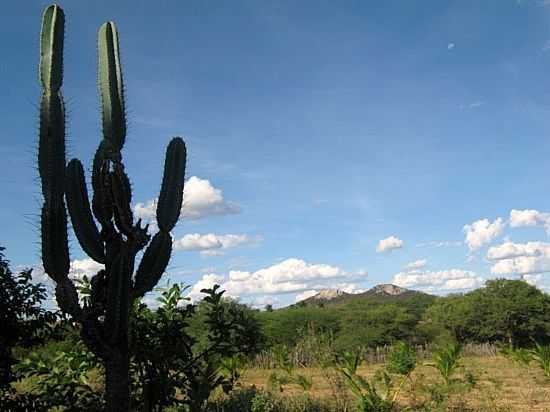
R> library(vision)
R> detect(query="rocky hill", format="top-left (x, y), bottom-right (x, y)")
top-left (295, 283), bottom-right (427, 306)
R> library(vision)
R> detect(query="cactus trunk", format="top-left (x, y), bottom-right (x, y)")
top-left (37, 5), bottom-right (187, 410)
top-left (105, 349), bottom-right (130, 412)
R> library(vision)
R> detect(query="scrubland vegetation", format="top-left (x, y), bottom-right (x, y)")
top-left (3, 3), bottom-right (550, 411)
top-left (2, 244), bottom-right (550, 411)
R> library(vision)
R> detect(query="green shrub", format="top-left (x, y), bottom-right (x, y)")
top-left (14, 343), bottom-right (103, 411)
top-left (385, 341), bottom-right (416, 376)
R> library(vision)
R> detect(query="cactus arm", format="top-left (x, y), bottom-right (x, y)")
top-left (91, 142), bottom-right (115, 230)
top-left (156, 137), bottom-right (187, 232)
top-left (66, 159), bottom-right (106, 263)
top-left (132, 231), bottom-right (172, 299)
top-left (55, 278), bottom-right (83, 319)
top-left (40, 204), bottom-right (70, 281)
top-left (38, 3), bottom-right (72, 289)
top-left (39, 4), bottom-right (64, 92)
top-left (98, 22), bottom-right (126, 152)
top-left (110, 163), bottom-right (134, 236)
top-left (38, 4), bottom-right (66, 207)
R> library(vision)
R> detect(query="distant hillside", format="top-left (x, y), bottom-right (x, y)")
top-left (294, 283), bottom-right (430, 307)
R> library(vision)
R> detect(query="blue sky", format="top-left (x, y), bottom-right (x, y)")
top-left (3, 0), bottom-right (550, 308)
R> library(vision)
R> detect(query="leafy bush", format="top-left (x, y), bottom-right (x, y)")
top-left (385, 341), bottom-right (416, 376)
top-left (0, 246), bottom-right (56, 389)
top-left (14, 343), bottom-right (103, 411)
top-left (129, 283), bottom-right (264, 411)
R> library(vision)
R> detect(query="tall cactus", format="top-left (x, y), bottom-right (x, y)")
top-left (37, 5), bottom-right (186, 411)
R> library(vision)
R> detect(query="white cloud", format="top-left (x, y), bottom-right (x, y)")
top-left (223, 258), bottom-right (346, 296)
top-left (509, 209), bottom-right (550, 233)
top-left (376, 236), bottom-right (404, 253)
top-left (405, 259), bottom-right (427, 270)
top-left (69, 258), bottom-right (103, 280)
top-left (487, 241), bottom-right (550, 260)
top-left (295, 290), bottom-right (318, 302)
top-left (468, 101), bottom-right (483, 108)
top-left (333, 283), bottom-right (366, 294)
top-left (393, 269), bottom-right (483, 291)
top-left (134, 176), bottom-right (241, 224)
top-left (187, 273), bottom-right (225, 302)
top-left (173, 233), bottom-right (253, 257)
top-left (447, 43), bottom-right (455, 50)
top-left (188, 258), bottom-right (361, 299)
top-left (251, 295), bottom-right (280, 309)
top-left (27, 258), bottom-right (104, 287)
top-left (522, 274), bottom-right (550, 292)
top-left (487, 241), bottom-right (550, 276)
top-left (463, 218), bottom-right (504, 251)
top-left (199, 250), bottom-right (226, 257)
top-left (416, 241), bottom-right (462, 248)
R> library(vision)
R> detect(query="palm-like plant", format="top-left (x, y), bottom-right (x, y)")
top-left (500, 344), bottom-right (533, 368)
top-left (336, 351), bottom-right (393, 412)
top-left (428, 343), bottom-right (463, 385)
top-left (530, 342), bottom-right (550, 378)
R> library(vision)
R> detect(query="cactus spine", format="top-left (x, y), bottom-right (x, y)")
top-left (37, 5), bottom-right (186, 411)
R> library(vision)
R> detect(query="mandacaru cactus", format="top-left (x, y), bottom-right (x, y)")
top-left (38, 5), bottom-right (186, 410)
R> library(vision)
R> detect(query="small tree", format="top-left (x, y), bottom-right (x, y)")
top-left (129, 283), bottom-right (264, 411)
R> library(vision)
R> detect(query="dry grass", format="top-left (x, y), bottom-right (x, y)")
top-left (241, 355), bottom-right (550, 411)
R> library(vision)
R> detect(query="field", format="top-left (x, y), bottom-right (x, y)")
top-left (239, 355), bottom-right (550, 412)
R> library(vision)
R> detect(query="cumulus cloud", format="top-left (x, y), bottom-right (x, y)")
top-left (334, 283), bottom-right (366, 294)
top-left (186, 258), bottom-right (362, 301)
top-left (187, 273), bottom-right (225, 302)
top-left (487, 241), bottom-right (550, 276)
top-left (251, 295), bottom-right (280, 309)
top-left (376, 236), bottom-right (404, 253)
top-left (173, 233), bottom-right (254, 256)
top-left (463, 218), bottom-right (504, 251)
top-left (27, 258), bottom-right (103, 287)
top-left (405, 259), bottom-right (427, 270)
top-left (509, 209), bottom-right (550, 233)
top-left (393, 269), bottom-right (483, 291)
top-left (69, 258), bottom-right (103, 280)
top-left (134, 176), bottom-right (241, 224)
top-left (487, 241), bottom-right (550, 260)
top-left (223, 258), bottom-right (347, 296)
